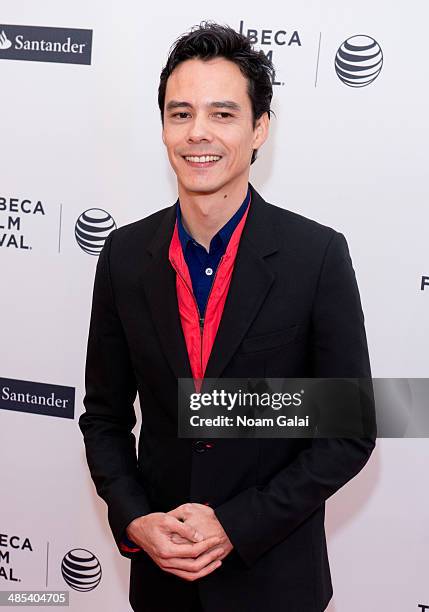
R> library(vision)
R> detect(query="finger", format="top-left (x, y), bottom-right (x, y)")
top-left (170, 533), bottom-right (191, 545)
top-left (161, 535), bottom-right (221, 559)
top-left (167, 506), bottom-right (186, 521)
top-left (165, 516), bottom-right (203, 542)
top-left (171, 530), bottom-right (220, 546)
top-left (161, 546), bottom-right (224, 573)
top-left (163, 558), bottom-right (222, 581)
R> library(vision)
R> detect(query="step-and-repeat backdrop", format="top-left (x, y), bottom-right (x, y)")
top-left (1, 1), bottom-right (428, 610)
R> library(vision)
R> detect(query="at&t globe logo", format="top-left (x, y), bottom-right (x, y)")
top-left (75, 208), bottom-right (116, 255)
top-left (61, 548), bottom-right (102, 591)
top-left (335, 35), bottom-right (383, 87)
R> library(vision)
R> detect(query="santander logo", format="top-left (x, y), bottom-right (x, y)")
top-left (0, 29), bottom-right (12, 50)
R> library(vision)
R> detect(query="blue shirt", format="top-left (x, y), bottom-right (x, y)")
top-left (176, 187), bottom-right (250, 318)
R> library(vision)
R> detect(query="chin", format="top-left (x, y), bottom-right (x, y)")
top-left (179, 177), bottom-right (224, 195)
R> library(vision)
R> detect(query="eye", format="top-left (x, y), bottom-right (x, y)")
top-left (214, 112), bottom-right (232, 119)
top-left (172, 112), bottom-right (190, 119)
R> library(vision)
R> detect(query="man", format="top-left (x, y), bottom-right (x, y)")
top-left (79, 21), bottom-right (376, 612)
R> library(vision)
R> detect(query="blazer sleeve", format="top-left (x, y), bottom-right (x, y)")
top-left (78, 231), bottom-right (150, 559)
top-left (214, 231), bottom-right (376, 568)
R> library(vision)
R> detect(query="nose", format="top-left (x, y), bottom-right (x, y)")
top-left (186, 114), bottom-right (213, 144)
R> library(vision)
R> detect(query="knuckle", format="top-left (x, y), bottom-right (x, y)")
top-left (183, 562), bottom-right (194, 573)
top-left (192, 560), bottom-right (203, 573)
top-left (157, 547), bottom-right (169, 560)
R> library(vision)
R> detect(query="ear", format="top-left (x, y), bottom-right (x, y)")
top-left (162, 126), bottom-right (166, 146)
top-left (252, 112), bottom-right (269, 150)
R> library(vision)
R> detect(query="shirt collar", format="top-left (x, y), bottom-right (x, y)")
top-left (176, 186), bottom-right (251, 253)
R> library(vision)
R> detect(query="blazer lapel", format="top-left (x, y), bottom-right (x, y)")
top-left (203, 184), bottom-right (279, 384)
top-left (140, 203), bottom-right (193, 381)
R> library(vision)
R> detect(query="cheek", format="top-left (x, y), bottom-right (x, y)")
top-left (228, 131), bottom-right (254, 160)
top-left (166, 144), bottom-right (181, 165)
top-left (163, 130), bottom-right (182, 152)
top-left (230, 143), bottom-right (252, 167)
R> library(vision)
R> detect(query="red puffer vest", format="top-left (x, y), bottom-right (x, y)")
top-left (168, 197), bottom-right (250, 392)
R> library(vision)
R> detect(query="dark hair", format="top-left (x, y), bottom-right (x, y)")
top-left (158, 21), bottom-right (275, 164)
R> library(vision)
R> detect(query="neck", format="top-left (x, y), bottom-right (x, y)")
top-left (177, 177), bottom-right (249, 251)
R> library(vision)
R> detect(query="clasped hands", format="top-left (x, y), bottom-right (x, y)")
top-left (126, 503), bottom-right (233, 581)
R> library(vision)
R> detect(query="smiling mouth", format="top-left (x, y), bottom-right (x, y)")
top-left (182, 155), bottom-right (222, 166)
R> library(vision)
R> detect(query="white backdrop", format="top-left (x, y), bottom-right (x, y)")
top-left (1, 1), bottom-right (428, 610)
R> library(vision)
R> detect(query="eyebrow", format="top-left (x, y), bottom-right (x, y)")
top-left (165, 100), bottom-right (242, 112)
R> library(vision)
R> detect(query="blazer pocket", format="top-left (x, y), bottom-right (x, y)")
top-left (239, 324), bottom-right (299, 354)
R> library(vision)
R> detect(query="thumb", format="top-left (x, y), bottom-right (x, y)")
top-left (170, 532), bottom-right (191, 544)
top-left (167, 506), bottom-right (185, 521)
top-left (165, 515), bottom-right (203, 542)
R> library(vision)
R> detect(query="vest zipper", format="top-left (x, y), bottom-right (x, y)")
top-left (172, 255), bottom-right (224, 379)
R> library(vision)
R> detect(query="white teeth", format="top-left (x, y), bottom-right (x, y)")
top-left (185, 155), bottom-right (221, 163)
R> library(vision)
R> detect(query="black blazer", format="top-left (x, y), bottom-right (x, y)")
top-left (79, 183), bottom-right (376, 612)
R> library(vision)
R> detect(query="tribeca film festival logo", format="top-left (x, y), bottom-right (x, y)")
top-left (0, 24), bottom-right (92, 65)
top-left (61, 549), bottom-right (102, 592)
top-left (239, 19), bottom-right (302, 86)
top-left (75, 208), bottom-right (116, 255)
top-left (0, 196), bottom-right (45, 250)
top-left (335, 35), bottom-right (383, 87)
top-left (0, 533), bottom-right (33, 582)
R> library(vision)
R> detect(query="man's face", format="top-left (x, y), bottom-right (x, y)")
top-left (162, 57), bottom-right (268, 196)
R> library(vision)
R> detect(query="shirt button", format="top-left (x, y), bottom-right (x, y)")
top-left (205, 267), bottom-right (213, 276)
